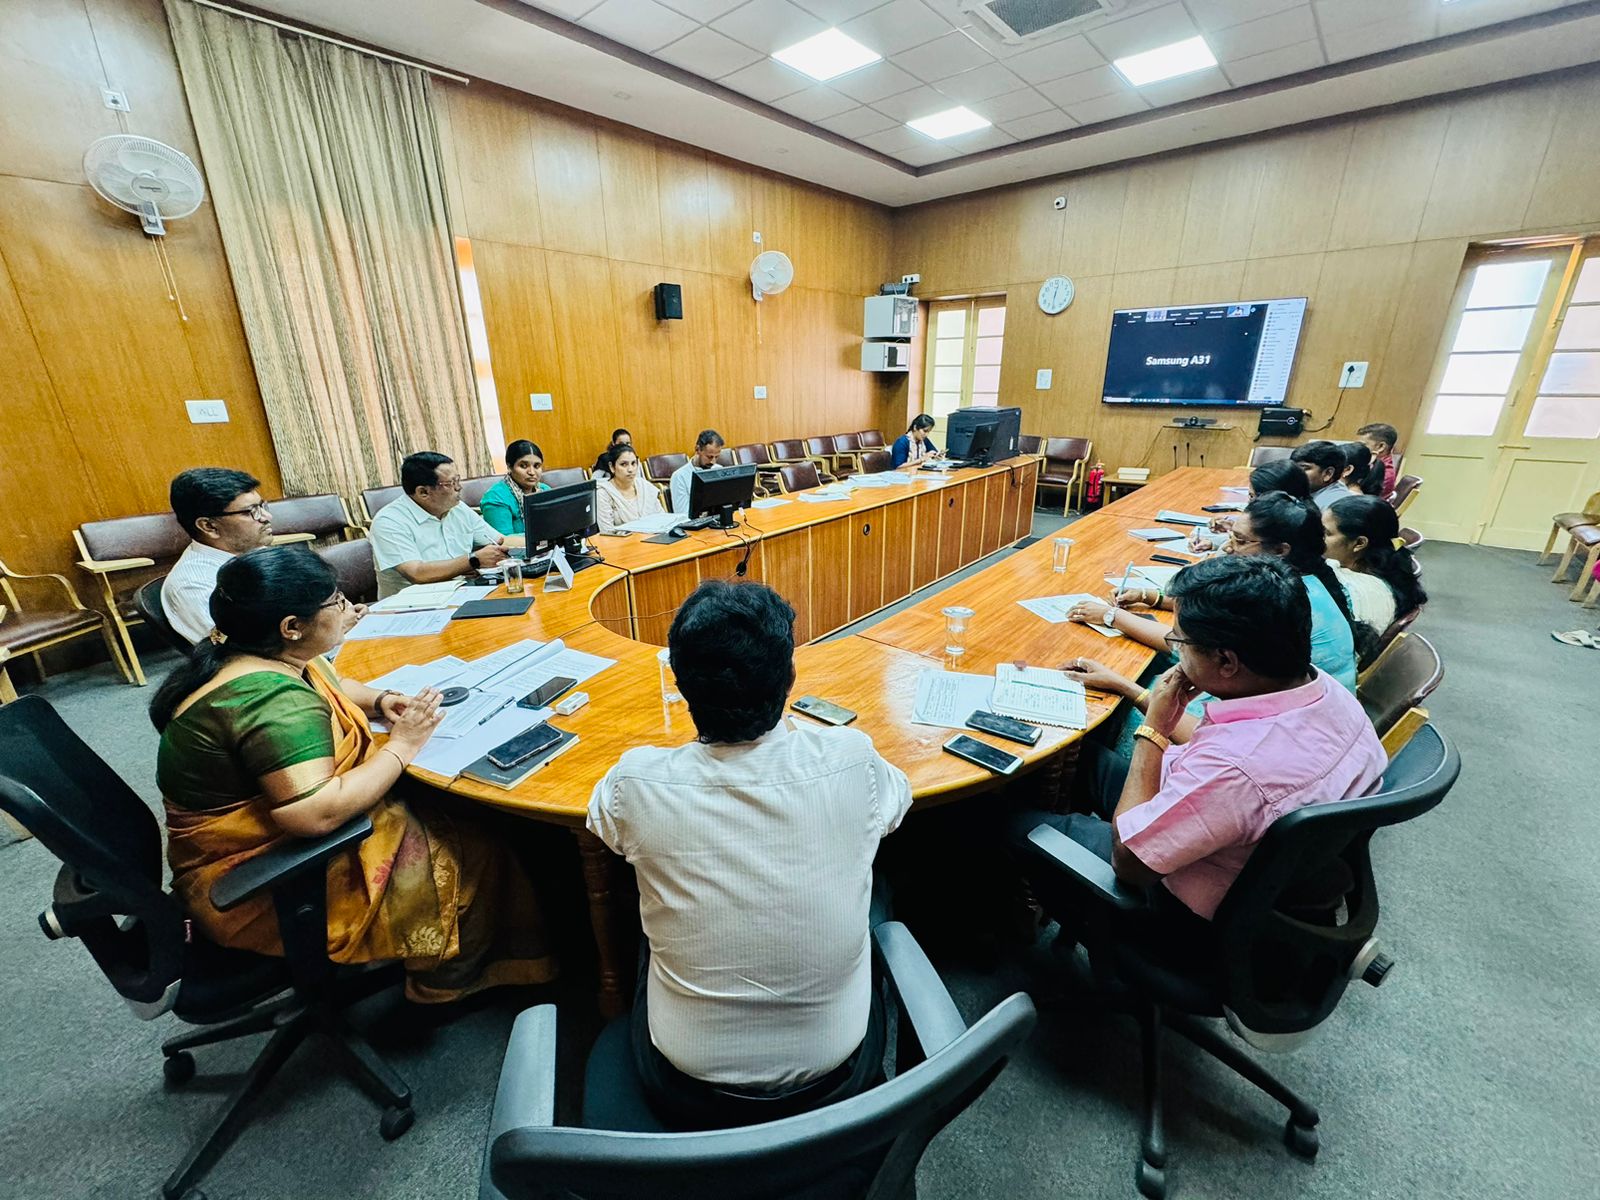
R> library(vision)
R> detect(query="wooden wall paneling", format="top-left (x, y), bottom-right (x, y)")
top-left (695, 543), bottom-right (762, 588)
top-left (1245, 124), bottom-right (1352, 260)
top-left (910, 490), bottom-right (941, 592)
top-left (452, 86), bottom-right (542, 247)
top-left (591, 572), bottom-right (633, 637)
top-left (1375, 238), bottom-right (1469, 445)
top-left (1522, 72), bottom-right (1600, 231)
top-left (761, 527), bottom-right (812, 643)
top-left (1004, 180), bottom-right (1069, 286)
top-left (609, 259), bottom-right (679, 461)
top-left (1054, 169), bottom-right (1129, 281)
top-left (753, 175), bottom-right (796, 275)
top-left (477, 240), bottom-right (565, 459)
top-left (1293, 244), bottom-right (1416, 429)
top-left (1000, 462), bottom-right (1022, 542)
top-left (881, 497), bottom-right (914, 602)
top-left (848, 512), bottom-right (884, 623)
top-left (544, 251), bottom-right (624, 462)
top-left (663, 268), bottom-right (721, 458)
top-left (810, 516), bottom-right (852, 636)
top-left (704, 157), bottom-right (755, 279)
top-left (597, 128), bottom-right (664, 267)
top-left (1170, 260), bottom-right (1247, 306)
top-left (83, 0), bottom-right (207, 165)
top-left (1115, 156), bottom-right (1195, 274)
top-left (1178, 143), bottom-right (1264, 267)
top-left (0, 0), bottom-right (123, 184)
top-left (1326, 106), bottom-right (1450, 251)
top-left (709, 276), bottom-right (758, 447)
top-left (1418, 88), bottom-right (1558, 241)
top-left (629, 559), bottom-right (699, 646)
top-left (754, 287), bottom-right (798, 435)
top-left (1239, 252), bottom-right (1325, 302)
top-left (656, 144), bottom-right (713, 275)
top-left (977, 473), bottom-right (1005, 557)
top-left (937, 487), bottom-right (965, 577)
top-left (529, 107), bottom-right (607, 259)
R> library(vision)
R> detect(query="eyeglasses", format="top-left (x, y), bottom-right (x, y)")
top-left (1226, 532), bottom-right (1262, 550)
top-left (1164, 633), bottom-right (1201, 647)
top-left (320, 592), bottom-right (349, 612)
top-left (432, 477), bottom-right (464, 491)
top-left (214, 502), bottom-right (271, 522)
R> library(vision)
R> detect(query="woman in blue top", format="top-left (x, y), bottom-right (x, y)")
top-left (889, 415), bottom-right (940, 468)
top-left (479, 439), bottom-right (550, 537)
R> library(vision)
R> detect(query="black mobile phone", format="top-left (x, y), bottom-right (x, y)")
top-left (487, 722), bottom-right (563, 771)
top-left (518, 676), bottom-right (578, 710)
top-left (1201, 503), bottom-right (1244, 513)
top-left (792, 695), bottom-right (857, 725)
top-left (966, 710), bottom-right (1043, 746)
top-left (942, 734), bottom-right (1022, 776)
top-left (1150, 553), bottom-right (1193, 566)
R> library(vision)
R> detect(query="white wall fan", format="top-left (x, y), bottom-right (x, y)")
top-left (83, 135), bottom-right (206, 236)
top-left (750, 250), bottom-right (794, 302)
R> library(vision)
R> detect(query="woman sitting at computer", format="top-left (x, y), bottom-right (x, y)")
top-left (480, 439), bottom-right (550, 536)
top-left (595, 444), bottom-right (665, 533)
top-left (890, 415), bottom-right (940, 468)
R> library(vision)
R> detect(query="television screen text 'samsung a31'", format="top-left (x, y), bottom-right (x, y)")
top-left (1100, 297), bottom-right (1307, 409)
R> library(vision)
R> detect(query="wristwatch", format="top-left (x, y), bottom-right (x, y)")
top-left (1102, 607), bottom-right (1119, 629)
top-left (468, 552), bottom-right (481, 570)
top-left (1133, 724), bottom-right (1171, 752)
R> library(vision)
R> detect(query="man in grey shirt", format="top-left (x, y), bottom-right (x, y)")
top-left (1291, 441), bottom-right (1351, 509)
top-left (669, 429), bottom-right (725, 516)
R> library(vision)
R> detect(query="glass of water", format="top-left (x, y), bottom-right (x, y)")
top-left (942, 606), bottom-right (975, 657)
top-left (1052, 537), bottom-right (1074, 574)
top-left (503, 559), bottom-right (525, 595)
top-left (658, 647), bottom-right (681, 703)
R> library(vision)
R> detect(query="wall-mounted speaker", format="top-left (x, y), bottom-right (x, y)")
top-left (654, 282), bottom-right (683, 320)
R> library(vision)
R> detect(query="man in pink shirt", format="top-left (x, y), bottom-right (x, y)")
top-left (1014, 555), bottom-right (1387, 926)
top-left (1357, 422), bottom-right (1400, 498)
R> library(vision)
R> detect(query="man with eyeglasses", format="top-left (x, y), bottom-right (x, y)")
top-left (163, 467), bottom-right (277, 643)
top-left (368, 451), bottom-right (513, 599)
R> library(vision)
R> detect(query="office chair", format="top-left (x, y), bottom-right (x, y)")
top-left (316, 539), bottom-right (379, 606)
top-left (1389, 475), bottom-right (1423, 518)
top-left (1247, 446), bottom-right (1294, 467)
top-left (541, 467), bottom-right (589, 489)
top-left (1358, 632), bottom-right (1443, 756)
top-left (480, 921), bottom-right (1036, 1200)
top-left (0, 696), bottom-right (416, 1200)
top-left (1038, 437), bottom-right (1092, 513)
top-left (133, 576), bottom-right (195, 655)
top-left (1019, 724), bottom-right (1459, 1200)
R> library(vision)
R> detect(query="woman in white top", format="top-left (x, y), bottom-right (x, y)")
top-left (595, 444), bottom-right (665, 533)
top-left (1323, 494), bottom-right (1428, 635)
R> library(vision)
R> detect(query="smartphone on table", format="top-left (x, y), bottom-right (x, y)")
top-left (792, 695), bottom-right (858, 725)
top-left (487, 722), bottom-right (564, 771)
top-left (518, 676), bottom-right (578, 710)
top-left (966, 710), bottom-right (1043, 746)
top-left (942, 734), bottom-right (1023, 776)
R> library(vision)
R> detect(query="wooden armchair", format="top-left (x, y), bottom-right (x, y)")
top-left (73, 513), bottom-right (191, 686)
top-left (772, 438), bottom-right (835, 484)
top-left (2, 557), bottom-right (132, 701)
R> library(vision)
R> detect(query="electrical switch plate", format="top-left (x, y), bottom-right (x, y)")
top-left (530, 393), bottom-right (553, 411)
top-left (752, 231), bottom-right (762, 244)
top-left (1035, 368), bottom-right (1053, 390)
top-left (1340, 362), bottom-right (1368, 388)
top-left (101, 88), bottom-right (130, 112)
top-left (753, 385), bottom-right (768, 400)
top-left (185, 399), bottom-right (229, 424)
top-left (901, 273), bottom-right (920, 284)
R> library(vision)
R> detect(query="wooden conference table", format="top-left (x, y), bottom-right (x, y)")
top-left (337, 462), bottom-right (1246, 1013)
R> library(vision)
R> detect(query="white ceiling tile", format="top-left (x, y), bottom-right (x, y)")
top-left (654, 0), bottom-right (746, 21)
top-left (1321, 11), bottom-right (1438, 61)
top-left (829, 59), bottom-right (921, 102)
top-left (1312, 0), bottom-right (1431, 33)
top-left (1207, 5), bottom-right (1317, 63)
top-left (895, 139), bottom-right (960, 166)
top-left (771, 84), bottom-right (859, 119)
top-left (791, 0), bottom-right (889, 22)
top-left (1035, 65), bottom-right (1128, 107)
top-left (895, 30), bottom-right (996, 81)
top-left (721, 57), bottom-right (815, 101)
top-left (869, 83), bottom-right (949, 120)
top-left (713, 0), bottom-right (828, 54)
top-left (1222, 37), bottom-right (1325, 86)
top-left (654, 26), bottom-right (766, 75)
top-left (1136, 65), bottom-right (1232, 105)
top-left (1182, 0), bottom-right (1302, 31)
top-left (840, 0), bottom-right (955, 57)
top-left (1065, 89), bottom-right (1151, 126)
top-left (972, 86), bottom-right (1056, 123)
top-left (581, 0), bottom-right (698, 53)
top-left (517, 0), bottom-right (604, 19)
top-left (1000, 109), bottom-right (1080, 141)
top-left (934, 62), bottom-right (1025, 104)
top-left (857, 124), bottom-right (925, 154)
top-left (1439, 0), bottom-right (1575, 36)
top-left (939, 124), bottom-right (1017, 155)
top-left (1085, 2), bottom-right (1201, 61)
top-left (814, 104), bottom-right (899, 137)
top-left (1000, 34), bottom-right (1109, 85)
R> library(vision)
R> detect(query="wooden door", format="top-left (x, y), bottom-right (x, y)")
top-left (848, 512), bottom-right (885, 622)
top-left (881, 498), bottom-right (915, 604)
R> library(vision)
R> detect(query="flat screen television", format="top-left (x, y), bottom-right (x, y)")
top-left (1100, 297), bottom-right (1307, 408)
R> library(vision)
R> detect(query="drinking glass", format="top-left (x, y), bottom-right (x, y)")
top-left (1052, 537), bottom-right (1074, 574)
top-left (942, 606), bottom-right (974, 657)
top-left (658, 647), bottom-right (681, 703)
top-left (503, 559), bottom-right (525, 595)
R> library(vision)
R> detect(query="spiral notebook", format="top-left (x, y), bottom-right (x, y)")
top-left (989, 664), bottom-right (1088, 729)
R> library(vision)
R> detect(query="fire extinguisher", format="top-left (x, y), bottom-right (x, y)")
top-left (1086, 461), bottom-right (1105, 507)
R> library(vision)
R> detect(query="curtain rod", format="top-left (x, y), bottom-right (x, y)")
top-left (187, 0), bottom-right (471, 84)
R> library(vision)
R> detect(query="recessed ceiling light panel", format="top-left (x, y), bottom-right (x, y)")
top-left (771, 29), bottom-right (881, 83)
top-left (907, 106), bottom-right (992, 140)
top-left (1112, 36), bottom-right (1217, 87)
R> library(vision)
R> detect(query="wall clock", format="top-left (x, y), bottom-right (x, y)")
top-left (1038, 274), bottom-right (1075, 315)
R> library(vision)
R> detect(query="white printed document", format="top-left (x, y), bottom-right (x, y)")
top-left (344, 609), bottom-right (454, 640)
top-left (750, 497), bottom-right (789, 509)
top-left (797, 487), bottom-right (852, 503)
top-left (1015, 594), bottom-right (1124, 638)
top-left (365, 655), bottom-right (471, 694)
top-left (412, 707), bottom-right (549, 778)
top-left (1156, 509), bottom-right (1210, 527)
top-left (615, 513), bottom-right (681, 534)
top-left (990, 664), bottom-right (1087, 729)
top-left (367, 581), bottom-right (462, 612)
top-left (1103, 565), bottom-right (1183, 591)
top-left (911, 669), bottom-right (995, 730)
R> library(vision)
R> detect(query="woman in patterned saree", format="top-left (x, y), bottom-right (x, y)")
top-left (150, 545), bottom-right (556, 1003)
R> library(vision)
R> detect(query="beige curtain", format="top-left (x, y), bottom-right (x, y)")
top-left (164, 0), bottom-right (488, 499)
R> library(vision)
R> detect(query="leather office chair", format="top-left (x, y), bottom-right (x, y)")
top-left (732, 444), bottom-right (782, 496)
top-left (1, 556), bottom-right (131, 702)
top-left (806, 436), bottom-right (850, 480)
top-left (1020, 724), bottom-right (1459, 1200)
top-left (1389, 475), bottom-right (1422, 518)
top-left (479, 922), bottom-right (1036, 1200)
top-left (265, 493), bottom-right (352, 546)
top-left (1549, 522), bottom-right (1600, 601)
top-left (74, 512), bottom-right (192, 686)
top-left (541, 468), bottom-right (589, 489)
top-left (858, 450), bottom-right (893, 474)
top-left (832, 432), bottom-right (865, 477)
top-left (1247, 446), bottom-right (1295, 467)
top-left (777, 462), bottom-right (823, 493)
top-left (359, 485), bottom-right (405, 526)
top-left (771, 440), bottom-right (834, 484)
top-left (462, 474), bottom-right (502, 510)
top-left (133, 577), bottom-right (195, 655)
top-left (316, 539), bottom-right (379, 606)
top-left (1038, 437), bottom-right (1092, 514)
top-left (857, 429), bottom-right (886, 450)
top-left (1019, 434), bottom-right (1043, 456)
top-left (715, 448), bottom-right (736, 468)
top-left (0, 696), bottom-right (416, 1200)
top-left (1358, 631), bottom-right (1442, 757)
top-left (646, 454), bottom-right (688, 486)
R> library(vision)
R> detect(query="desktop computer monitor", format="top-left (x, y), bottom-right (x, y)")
top-left (990, 406), bottom-right (1022, 461)
top-left (687, 464), bottom-right (758, 530)
top-left (945, 409), bottom-right (1001, 463)
top-left (524, 480), bottom-right (599, 560)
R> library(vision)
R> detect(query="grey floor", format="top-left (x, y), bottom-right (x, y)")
top-left (3, 519), bottom-right (1598, 1199)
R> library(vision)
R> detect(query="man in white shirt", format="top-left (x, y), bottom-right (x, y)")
top-left (367, 451), bottom-right (513, 598)
top-left (668, 429), bottom-right (725, 516)
top-left (161, 468), bottom-right (276, 643)
top-left (587, 579), bottom-right (911, 1129)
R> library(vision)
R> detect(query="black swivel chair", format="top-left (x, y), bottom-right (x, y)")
top-left (1020, 723), bottom-right (1460, 1199)
top-left (480, 921), bottom-right (1037, 1200)
top-left (133, 576), bottom-right (197, 655)
top-left (0, 696), bottom-right (416, 1200)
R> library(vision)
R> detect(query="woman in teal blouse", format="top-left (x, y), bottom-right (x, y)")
top-left (479, 439), bottom-right (550, 536)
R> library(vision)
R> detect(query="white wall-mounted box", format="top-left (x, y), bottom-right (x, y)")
top-left (864, 295), bottom-right (917, 339)
top-left (861, 341), bottom-right (910, 372)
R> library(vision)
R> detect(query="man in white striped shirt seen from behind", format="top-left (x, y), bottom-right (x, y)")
top-left (162, 468), bottom-right (275, 644)
top-left (587, 579), bottom-right (912, 1129)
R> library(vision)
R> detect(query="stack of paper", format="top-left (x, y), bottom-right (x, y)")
top-left (1016, 595), bottom-right (1125, 638)
top-left (750, 497), bottom-right (789, 509)
top-left (615, 513), bottom-right (681, 534)
top-left (911, 669), bottom-right (994, 730)
top-left (412, 706), bottom-right (549, 778)
top-left (368, 581), bottom-right (463, 612)
top-left (366, 656), bottom-right (472, 694)
top-left (1156, 509), bottom-right (1210, 527)
top-left (344, 609), bottom-right (453, 640)
top-left (990, 664), bottom-right (1086, 729)
top-left (1129, 527), bottom-right (1187, 542)
top-left (798, 487), bottom-right (853, 503)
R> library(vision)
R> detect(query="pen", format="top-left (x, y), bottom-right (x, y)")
top-left (476, 696), bottom-right (514, 726)
top-left (1114, 559), bottom-right (1134, 604)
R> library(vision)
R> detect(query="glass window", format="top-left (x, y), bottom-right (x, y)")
top-left (933, 365), bottom-right (963, 392)
top-left (972, 364), bottom-right (1001, 392)
top-left (1572, 257), bottom-right (1600, 304)
top-left (922, 299), bottom-right (1005, 419)
top-left (1556, 304), bottom-right (1600, 350)
top-left (934, 338), bottom-right (964, 364)
top-left (935, 308), bottom-right (966, 338)
top-left (1538, 352), bottom-right (1600, 395)
top-left (454, 237), bottom-right (505, 461)
top-left (1438, 352), bottom-right (1520, 395)
top-left (1453, 308), bottom-right (1536, 353)
top-left (977, 306), bottom-right (1006, 336)
top-left (1427, 394), bottom-right (1506, 437)
top-left (1525, 396), bottom-right (1600, 439)
top-left (1465, 259), bottom-right (1550, 309)
top-left (974, 336), bottom-right (1004, 365)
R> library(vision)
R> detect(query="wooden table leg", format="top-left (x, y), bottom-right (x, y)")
top-left (574, 828), bottom-right (636, 1019)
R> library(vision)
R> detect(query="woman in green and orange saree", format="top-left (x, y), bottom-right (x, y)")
top-left (149, 545), bottom-right (555, 1003)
